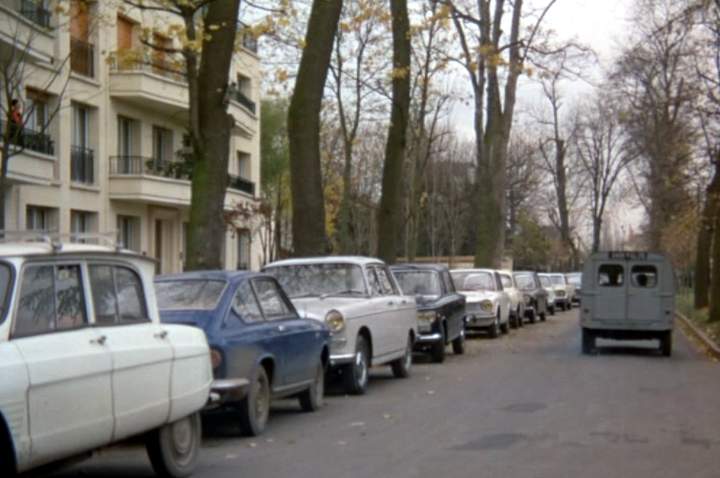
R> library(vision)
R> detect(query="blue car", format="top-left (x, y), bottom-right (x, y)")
top-left (155, 271), bottom-right (330, 436)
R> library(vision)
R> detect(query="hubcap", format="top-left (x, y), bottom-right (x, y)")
top-left (315, 365), bottom-right (325, 398)
top-left (404, 340), bottom-right (412, 369)
top-left (355, 349), bottom-right (368, 387)
top-left (171, 417), bottom-right (193, 456)
top-left (254, 376), bottom-right (269, 425)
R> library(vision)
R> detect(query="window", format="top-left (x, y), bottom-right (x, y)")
top-left (27, 93), bottom-right (47, 133)
top-left (631, 265), bottom-right (658, 288)
top-left (0, 264), bottom-right (13, 324)
top-left (598, 264), bottom-right (624, 287)
top-left (73, 104), bottom-right (89, 147)
top-left (117, 116), bottom-right (138, 158)
top-left (26, 206), bottom-right (56, 231)
top-left (155, 280), bottom-right (226, 310)
top-left (236, 229), bottom-right (251, 270)
top-left (393, 271), bottom-right (441, 296)
top-left (266, 263), bottom-right (367, 298)
top-left (231, 281), bottom-right (263, 323)
top-left (15, 265), bottom-right (86, 337)
top-left (117, 15), bottom-right (135, 51)
top-left (443, 271), bottom-right (456, 293)
top-left (72, 104), bottom-right (94, 183)
top-left (117, 215), bottom-right (140, 251)
top-left (451, 271), bottom-right (496, 291)
top-left (89, 265), bottom-right (148, 324)
top-left (495, 273), bottom-right (504, 291)
top-left (153, 125), bottom-right (173, 163)
top-left (513, 274), bottom-right (536, 291)
top-left (539, 276), bottom-right (551, 288)
top-left (70, 210), bottom-right (96, 242)
top-left (500, 274), bottom-right (513, 289)
top-left (368, 266), bottom-right (394, 296)
top-left (252, 279), bottom-right (293, 320)
top-left (237, 152), bottom-right (251, 179)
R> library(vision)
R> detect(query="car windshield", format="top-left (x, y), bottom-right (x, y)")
top-left (566, 274), bottom-right (581, 286)
top-left (539, 276), bottom-right (551, 287)
top-left (551, 275), bottom-right (565, 286)
top-left (0, 263), bottom-right (12, 321)
top-left (265, 263), bottom-right (367, 298)
top-left (155, 279), bottom-right (227, 310)
top-left (514, 274), bottom-right (536, 290)
top-left (393, 270), bottom-right (442, 296)
top-left (451, 271), bottom-right (495, 291)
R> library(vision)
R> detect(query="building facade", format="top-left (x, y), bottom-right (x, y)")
top-left (1, 0), bottom-right (262, 273)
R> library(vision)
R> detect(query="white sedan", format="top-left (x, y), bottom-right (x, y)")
top-left (264, 256), bottom-right (418, 395)
top-left (0, 242), bottom-right (214, 477)
top-left (450, 269), bottom-right (511, 338)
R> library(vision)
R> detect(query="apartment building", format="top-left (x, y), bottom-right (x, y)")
top-left (1, 0), bottom-right (262, 273)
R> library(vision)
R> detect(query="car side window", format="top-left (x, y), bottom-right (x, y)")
top-left (252, 279), bottom-right (293, 320)
top-left (375, 267), bottom-right (396, 295)
top-left (500, 275), bottom-right (513, 289)
top-left (443, 271), bottom-right (456, 293)
top-left (231, 281), bottom-right (263, 323)
top-left (89, 265), bottom-right (148, 324)
top-left (367, 267), bottom-right (384, 296)
top-left (15, 264), bottom-right (87, 337)
top-left (495, 273), bottom-right (504, 291)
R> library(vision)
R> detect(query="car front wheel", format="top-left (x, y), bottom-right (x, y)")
top-left (391, 334), bottom-right (413, 378)
top-left (146, 412), bottom-right (202, 478)
top-left (430, 325), bottom-right (447, 363)
top-left (344, 335), bottom-right (370, 395)
top-left (452, 329), bottom-right (466, 355)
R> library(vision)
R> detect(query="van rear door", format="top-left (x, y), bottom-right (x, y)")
top-left (626, 262), bottom-right (662, 322)
top-left (593, 261), bottom-right (627, 321)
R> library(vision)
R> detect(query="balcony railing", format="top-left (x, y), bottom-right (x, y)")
top-left (109, 49), bottom-right (186, 82)
top-left (71, 145), bottom-right (94, 184)
top-left (19, 0), bottom-right (51, 28)
top-left (70, 37), bottom-right (95, 78)
top-left (1, 119), bottom-right (54, 155)
top-left (229, 174), bottom-right (255, 196)
top-left (111, 156), bottom-right (256, 196)
top-left (228, 85), bottom-right (256, 114)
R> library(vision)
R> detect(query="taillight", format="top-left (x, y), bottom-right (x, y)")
top-left (210, 348), bottom-right (223, 370)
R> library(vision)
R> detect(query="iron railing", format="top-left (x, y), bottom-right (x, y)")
top-left (228, 174), bottom-right (255, 196)
top-left (70, 37), bottom-right (94, 78)
top-left (71, 145), bottom-right (94, 184)
top-left (20, 0), bottom-right (51, 28)
top-left (228, 84), bottom-right (256, 114)
top-left (0, 119), bottom-right (54, 155)
top-left (109, 49), bottom-right (186, 82)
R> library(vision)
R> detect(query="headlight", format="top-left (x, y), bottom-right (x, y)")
top-left (480, 300), bottom-right (493, 312)
top-left (325, 310), bottom-right (345, 333)
top-left (417, 311), bottom-right (437, 331)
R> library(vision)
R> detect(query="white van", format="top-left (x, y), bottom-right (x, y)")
top-left (580, 251), bottom-right (675, 356)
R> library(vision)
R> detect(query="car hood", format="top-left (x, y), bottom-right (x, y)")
top-left (159, 310), bottom-right (215, 332)
top-left (290, 296), bottom-right (372, 321)
top-left (458, 290), bottom-right (497, 303)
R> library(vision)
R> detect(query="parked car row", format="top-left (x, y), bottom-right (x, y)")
top-left (0, 241), bottom-right (582, 478)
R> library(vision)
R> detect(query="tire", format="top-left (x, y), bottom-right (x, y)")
top-left (391, 334), bottom-right (413, 378)
top-left (660, 331), bottom-right (673, 357)
top-left (549, 305), bottom-right (556, 316)
top-left (431, 326), bottom-right (447, 363)
top-left (581, 328), bottom-right (595, 355)
top-left (487, 315), bottom-right (500, 338)
top-left (298, 362), bottom-right (325, 411)
top-left (500, 317), bottom-right (509, 334)
top-left (452, 329), bottom-right (466, 355)
top-left (540, 312), bottom-right (547, 322)
top-left (343, 335), bottom-right (370, 395)
top-left (528, 307), bottom-right (536, 324)
top-left (239, 366), bottom-right (271, 436)
top-left (509, 312), bottom-right (518, 329)
top-left (146, 413), bottom-right (201, 478)
top-left (517, 307), bottom-right (524, 328)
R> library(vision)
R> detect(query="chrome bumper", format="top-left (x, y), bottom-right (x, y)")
top-left (465, 315), bottom-right (495, 328)
top-left (205, 378), bottom-right (250, 409)
top-left (329, 353), bottom-right (356, 367)
top-left (415, 332), bottom-right (443, 343)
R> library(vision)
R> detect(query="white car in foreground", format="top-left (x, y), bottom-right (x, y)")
top-left (264, 257), bottom-right (417, 395)
top-left (450, 269), bottom-right (511, 338)
top-left (0, 241), bottom-right (214, 477)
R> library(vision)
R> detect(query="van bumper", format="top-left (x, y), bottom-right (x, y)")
top-left (583, 327), bottom-right (672, 341)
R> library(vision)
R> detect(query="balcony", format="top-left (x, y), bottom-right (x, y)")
top-left (0, 121), bottom-right (55, 185)
top-left (228, 85), bottom-right (256, 114)
top-left (109, 50), bottom-right (189, 115)
top-left (20, 0), bottom-right (51, 28)
top-left (70, 38), bottom-right (95, 78)
top-left (1, 119), bottom-right (54, 156)
top-left (71, 146), bottom-right (94, 184)
top-left (0, 0), bottom-right (54, 61)
top-left (109, 155), bottom-right (256, 206)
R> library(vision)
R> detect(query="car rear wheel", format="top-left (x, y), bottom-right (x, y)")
top-left (452, 329), bottom-right (466, 355)
top-left (239, 366), bottom-right (271, 436)
top-left (391, 334), bottom-right (413, 378)
top-left (581, 328), bottom-right (595, 355)
top-left (500, 315), bottom-right (510, 334)
top-left (528, 307), bottom-right (536, 324)
top-left (146, 412), bottom-right (201, 478)
top-left (430, 326), bottom-right (447, 363)
top-left (299, 362), bottom-right (325, 411)
top-left (344, 335), bottom-right (370, 395)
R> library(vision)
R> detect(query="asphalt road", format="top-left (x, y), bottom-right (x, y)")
top-left (50, 308), bottom-right (720, 478)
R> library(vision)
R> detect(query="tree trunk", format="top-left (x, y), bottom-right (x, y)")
top-left (376, 0), bottom-right (410, 264)
top-left (592, 216), bottom-right (602, 253)
top-left (709, 205), bottom-right (720, 322)
top-left (287, 0), bottom-right (342, 257)
top-left (184, 0), bottom-right (241, 271)
top-left (696, 160), bottom-right (720, 309)
top-left (337, 141), bottom-right (354, 253)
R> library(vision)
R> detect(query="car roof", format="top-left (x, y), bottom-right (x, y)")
top-left (155, 270), bottom-right (266, 284)
top-left (0, 241), bottom-right (154, 263)
top-left (513, 270), bottom-right (537, 275)
top-left (391, 263), bottom-right (447, 272)
top-left (451, 268), bottom-right (496, 274)
top-left (265, 256), bottom-right (385, 267)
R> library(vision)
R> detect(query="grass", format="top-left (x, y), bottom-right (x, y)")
top-left (677, 288), bottom-right (720, 345)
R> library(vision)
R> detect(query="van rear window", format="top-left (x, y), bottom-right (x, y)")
top-left (598, 264), bottom-right (624, 287)
top-left (631, 265), bottom-right (657, 288)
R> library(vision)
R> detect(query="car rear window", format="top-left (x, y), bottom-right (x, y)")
top-left (631, 265), bottom-right (658, 288)
top-left (598, 264), bottom-right (624, 287)
top-left (155, 280), bottom-right (226, 310)
top-left (393, 270), bottom-right (442, 296)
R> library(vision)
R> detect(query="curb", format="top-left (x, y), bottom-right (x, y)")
top-left (676, 312), bottom-right (720, 361)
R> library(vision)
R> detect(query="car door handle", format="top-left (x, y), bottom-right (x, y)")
top-left (90, 335), bottom-right (107, 346)
top-left (277, 325), bottom-right (286, 332)
top-left (154, 330), bottom-right (168, 340)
